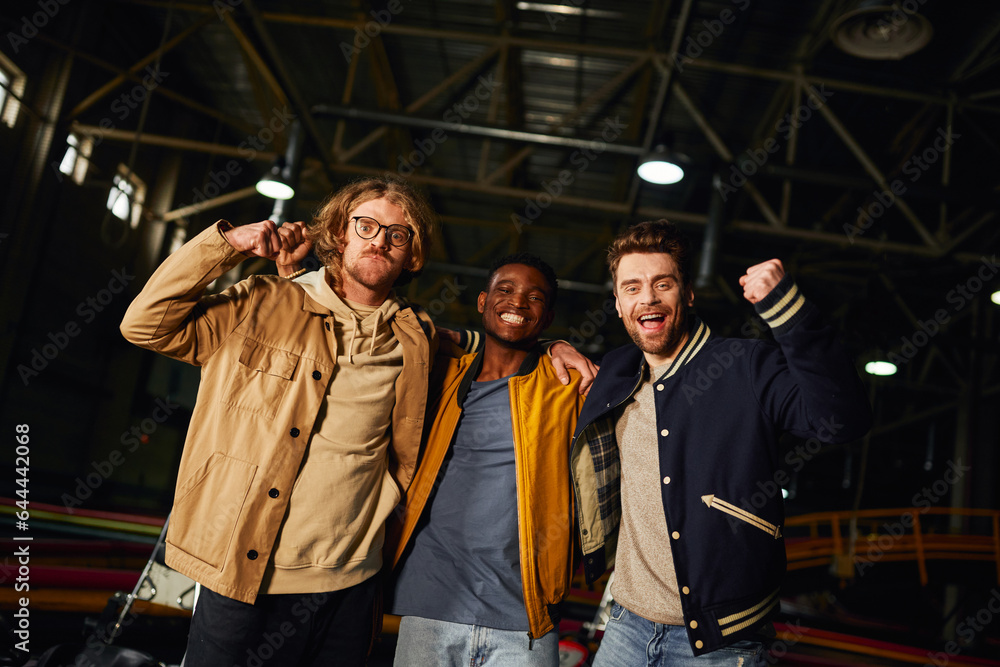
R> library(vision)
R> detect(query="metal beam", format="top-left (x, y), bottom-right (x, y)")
top-left (240, 0), bottom-right (337, 185)
top-left (115, 1), bottom-right (1000, 115)
top-left (336, 45), bottom-right (500, 165)
top-left (67, 13), bottom-right (214, 119)
top-left (483, 55), bottom-right (648, 186)
top-left (161, 186), bottom-right (259, 222)
top-left (25, 29), bottom-right (260, 136)
top-left (672, 81), bottom-right (783, 227)
top-left (76, 125), bottom-right (986, 263)
top-left (312, 105), bottom-right (647, 156)
top-left (803, 81), bottom-right (939, 249)
top-left (220, 11), bottom-right (290, 110)
top-left (70, 123), bottom-right (278, 161)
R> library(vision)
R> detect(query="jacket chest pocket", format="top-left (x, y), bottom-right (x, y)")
top-left (222, 339), bottom-right (300, 419)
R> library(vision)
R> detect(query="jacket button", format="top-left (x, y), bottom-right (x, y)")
top-left (656, 384), bottom-right (664, 391)
top-left (695, 640), bottom-right (703, 649)
top-left (312, 370), bottom-right (322, 380)
top-left (690, 620), bottom-right (698, 629)
top-left (671, 531), bottom-right (680, 539)
top-left (660, 429), bottom-right (669, 437)
top-left (682, 586), bottom-right (690, 595)
top-left (582, 529), bottom-right (588, 536)
top-left (247, 550), bottom-right (258, 560)
top-left (290, 427), bottom-right (300, 437)
top-left (663, 476), bottom-right (670, 485)
top-left (325, 321), bottom-right (331, 331)
top-left (268, 488), bottom-right (279, 498)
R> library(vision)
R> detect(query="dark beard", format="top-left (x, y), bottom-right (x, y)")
top-left (626, 308), bottom-right (689, 358)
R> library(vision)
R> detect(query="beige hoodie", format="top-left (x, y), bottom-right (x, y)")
top-left (262, 267), bottom-right (405, 594)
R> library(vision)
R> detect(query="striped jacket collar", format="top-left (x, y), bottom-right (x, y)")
top-left (646, 316), bottom-right (712, 382)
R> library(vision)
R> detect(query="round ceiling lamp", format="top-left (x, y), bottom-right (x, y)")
top-left (637, 146), bottom-right (686, 185)
top-left (830, 1), bottom-right (933, 60)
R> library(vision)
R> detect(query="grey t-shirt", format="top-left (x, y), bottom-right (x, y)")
top-left (391, 375), bottom-right (529, 631)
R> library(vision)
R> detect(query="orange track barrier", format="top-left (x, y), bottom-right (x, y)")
top-left (784, 507), bottom-right (1000, 586)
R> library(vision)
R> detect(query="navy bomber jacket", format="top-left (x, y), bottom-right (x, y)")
top-left (570, 274), bottom-right (872, 656)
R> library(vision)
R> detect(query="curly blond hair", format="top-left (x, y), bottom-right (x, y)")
top-left (308, 176), bottom-right (435, 291)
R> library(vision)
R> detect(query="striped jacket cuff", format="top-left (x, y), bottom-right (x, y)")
top-left (754, 273), bottom-right (808, 336)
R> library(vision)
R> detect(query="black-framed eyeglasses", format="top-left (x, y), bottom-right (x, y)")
top-left (352, 216), bottom-right (412, 247)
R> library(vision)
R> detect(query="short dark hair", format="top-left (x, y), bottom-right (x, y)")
top-left (607, 219), bottom-right (693, 289)
top-left (486, 252), bottom-right (559, 310)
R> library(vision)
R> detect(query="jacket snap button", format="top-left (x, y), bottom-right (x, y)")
top-left (656, 384), bottom-right (664, 391)
top-left (690, 620), bottom-right (698, 629)
top-left (663, 476), bottom-right (670, 485)
top-left (247, 550), bottom-right (258, 560)
top-left (660, 429), bottom-right (669, 436)
top-left (312, 370), bottom-right (322, 380)
top-left (325, 322), bottom-right (331, 330)
top-left (672, 531), bottom-right (680, 539)
top-left (582, 529), bottom-right (588, 536)
top-left (682, 586), bottom-right (690, 594)
top-left (290, 427), bottom-right (300, 437)
top-left (268, 488), bottom-right (279, 498)
top-left (695, 640), bottom-right (703, 649)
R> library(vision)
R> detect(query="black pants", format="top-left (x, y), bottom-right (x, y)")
top-left (183, 577), bottom-right (378, 667)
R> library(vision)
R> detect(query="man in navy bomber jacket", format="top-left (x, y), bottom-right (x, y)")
top-left (571, 220), bottom-right (872, 665)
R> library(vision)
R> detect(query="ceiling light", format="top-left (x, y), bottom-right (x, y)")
top-left (830, 1), bottom-right (933, 60)
top-left (637, 147), bottom-right (685, 185)
top-left (865, 360), bottom-right (897, 376)
top-left (256, 158), bottom-right (294, 200)
top-left (991, 289), bottom-right (1000, 305)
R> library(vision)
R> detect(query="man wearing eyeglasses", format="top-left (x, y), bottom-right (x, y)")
top-left (122, 177), bottom-right (598, 666)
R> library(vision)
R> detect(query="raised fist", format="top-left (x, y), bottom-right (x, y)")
top-left (738, 259), bottom-right (785, 304)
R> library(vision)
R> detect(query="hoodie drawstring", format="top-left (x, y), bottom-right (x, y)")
top-left (345, 309), bottom-right (383, 364)
top-left (370, 310), bottom-right (381, 357)
top-left (347, 312), bottom-right (360, 365)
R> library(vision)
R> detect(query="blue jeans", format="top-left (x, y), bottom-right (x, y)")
top-left (592, 603), bottom-right (769, 667)
top-left (393, 616), bottom-right (559, 667)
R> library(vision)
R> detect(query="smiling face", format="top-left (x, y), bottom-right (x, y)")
top-left (478, 263), bottom-right (555, 350)
top-left (339, 197), bottom-right (414, 305)
top-left (614, 251), bottom-right (694, 366)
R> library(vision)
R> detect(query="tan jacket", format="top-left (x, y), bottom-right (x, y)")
top-left (390, 349), bottom-right (583, 639)
top-left (120, 222), bottom-right (436, 604)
